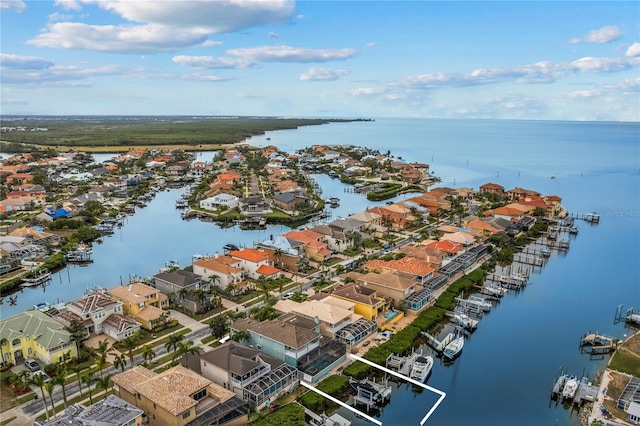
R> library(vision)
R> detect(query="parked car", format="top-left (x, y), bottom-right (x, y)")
top-left (283, 292), bottom-right (294, 299)
top-left (24, 359), bottom-right (40, 372)
top-left (32, 370), bottom-right (50, 382)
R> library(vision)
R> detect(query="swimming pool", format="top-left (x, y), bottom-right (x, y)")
top-left (384, 311), bottom-right (398, 320)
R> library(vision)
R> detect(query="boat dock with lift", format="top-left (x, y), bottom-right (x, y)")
top-left (551, 373), bottom-right (599, 405)
top-left (349, 377), bottom-right (392, 411)
top-left (579, 332), bottom-right (618, 356)
top-left (614, 305), bottom-right (640, 327)
top-left (385, 350), bottom-right (420, 376)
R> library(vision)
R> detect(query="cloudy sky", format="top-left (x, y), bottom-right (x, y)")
top-left (1, 0), bottom-right (639, 121)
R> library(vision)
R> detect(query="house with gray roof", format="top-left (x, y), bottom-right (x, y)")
top-left (153, 269), bottom-right (209, 314)
top-left (34, 395), bottom-right (143, 426)
top-left (230, 314), bottom-right (346, 383)
top-left (197, 342), bottom-right (298, 409)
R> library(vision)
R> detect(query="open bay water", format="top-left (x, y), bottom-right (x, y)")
top-left (2, 118), bottom-right (639, 424)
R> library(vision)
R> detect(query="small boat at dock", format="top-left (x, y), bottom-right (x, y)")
top-left (409, 353), bottom-right (433, 382)
top-left (443, 333), bottom-right (464, 360)
top-left (562, 376), bottom-right (578, 399)
top-left (21, 269), bottom-right (52, 287)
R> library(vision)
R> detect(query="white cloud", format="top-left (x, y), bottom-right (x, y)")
top-left (0, 0), bottom-right (26, 12)
top-left (567, 90), bottom-right (597, 99)
top-left (300, 67), bottom-right (349, 81)
top-left (174, 45), bottom-right (358, 70)
top-left (2, 60), bottom-right (128, 85)
top-left (54, 0), bottom-right (82, 11)
top-left (568, 56), bottom-right (638, 72)
top-left (569, 25), bottom-right (622, 44)
top-left (29, 0), bottom-right (296, 53)
top-left (1, 54), bottom-right (54, 70)
top-left (626, 42), bottom-right (640, 58)
top-left (28, 23), bottom-right (211, 53)
top-left (268, 32), bottom-right (280, 39)
top-left (82, 0), bottom-right (295, 33)
top-left (48, 11), bottom-right (75, 22)
top-left (225, 45), bottom-right (358, 63)
top-left (172, 55), bottom-right (254, 70)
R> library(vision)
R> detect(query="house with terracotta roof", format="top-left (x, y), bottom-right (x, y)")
top-left (282, 229), bottom-right (333, 262)
top-left (350, 270), bottom-right (421, 311)
top-left (439, 231), bottom-right (476, 246)
top-left (366, 206), bottom-right (409, 231)
top-left (479, 183), bottom-right (505, 196)
top-left (465, 219), bottom-right (501, 237)
top-left (255, 236), bottom-right (303, 272)
top-left (112, 365), bottom-right (247, 426)
top-left (192, 255), bottom-right (245, 292)
top-left (506, 187), bottom-right (541, 202)
top-left (228, 248), bottom-right (275, 280)
top-left (398, 245), bottom-right (444, 270)
top-left (55, 291), bottom-right (140, 341)
top-left (197, 342), bottom-right (298, 409)
top-left (107, 283), bottom-right (170, 331)
top-left (330, 283), bottom-right (388, 320)
top-left (365, 256), bottom-right (436, 285)
top-left (424, 240), bottom-right (463, 258)
top-left (6, 173), bottom-right (34, 185)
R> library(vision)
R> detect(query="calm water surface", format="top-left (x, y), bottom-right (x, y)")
top-left (3, 119), bottom-right (639, 425)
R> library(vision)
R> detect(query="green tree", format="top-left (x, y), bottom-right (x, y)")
top-left (120, 333), bottom-right (140, 367)
top-left (95, 356), bottom-right (108, 378)
top-left (165, 334), bottom-right (185, 361)
top-left (69, 364), bottom-right (85, 397)
top-left (66, 320), bottom-right (86, 361)
top-left (191, 288), bottom-right (208, 312)
top-left (112, 353), bottom-right (127, 372)
top-left (81, 371), bottom-right (95, 405)
top-left (141, 344), bottom-right (156, 364)
top-left (52, 368), bottom-right (69, 408)
top-left (29, 372), bottom-right (50, 420)
top-left (0, 337), bottom-right (7, 368)
top-left (96, 374), bottom-right (113, 395)
top-left (176, 341), bottom-right (201, 367)
top-left (230, 330), bottom-right (250, 343)
top-left (45, 381), bottom-right (56, 419)
top-left (209, 316), bottom-right (228, 339)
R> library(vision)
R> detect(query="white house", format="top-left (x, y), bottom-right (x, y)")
top-left (227, 248), bottom-right (272, 280)
top-left (200, 193), bottom-right (239, 211)
top-left (192, 255), bottom-right (244, 290)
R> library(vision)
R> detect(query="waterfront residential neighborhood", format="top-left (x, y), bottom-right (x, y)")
top-left (1, 137), bottom-right (636, 426)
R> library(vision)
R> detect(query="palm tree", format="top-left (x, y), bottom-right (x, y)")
top-left (256, 277), bottom-right (271, 302)
top-left (96, 374), bottom-right (113, 396)
top-left (10, 371), bottom-right (29, 401)
top-left (230, 330), bottom-right (250, 343)
top-left (209, 274), bottom-right (221, 290)
top-left (120, 333), bottom-right (140, 367)
top-left (273, 248), bottom-right (284, 268)
top-left (112, 353), bottom-right (127, 372)
top-left (177, 288), bottom-right (188, 305)
top-left (96, 339), bottom-right (112, 363)
top-left (69, 364), bottom-right (85, 397)
top-left (166, 334), bottom-right (185, 362)
top-left (141, 344), bottom-right (156, 364)
top-left (81, 371), bottom-right (95, 405)
top-left (226, 283), bottom-right (238, 297)
top-left (0, 337), bottom-right (7, 368)
top-left (95, 356), bottom-right (108, 378)
top-left (176, 341), bottom-right (201, 367)
top-left (45, 381), bottom-right (56, 419)
top-left (52, 368), bottom-right (69, 408)
top-left (191, 288), bottom-right (207, 312)
top-left (29, 372), bottom-right (50, 420)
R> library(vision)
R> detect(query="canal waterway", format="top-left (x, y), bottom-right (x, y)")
top-left (2, 118), bottom-right (639, 425)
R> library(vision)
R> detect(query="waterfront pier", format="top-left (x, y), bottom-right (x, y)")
top-left (579, 332), bottom-right (618, 355)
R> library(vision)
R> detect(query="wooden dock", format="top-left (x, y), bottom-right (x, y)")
top-left (422, 331), bottom-right (455, 354)
top-left (550, 374), bottom-right (599, 405)
top-left (580, 332), bottom-right (617, 355)
top-left (513, 253), bottom-right (544, 266)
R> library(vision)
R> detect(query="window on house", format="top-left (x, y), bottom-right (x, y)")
top-left (193, 389), bottom-right (206, 401)
top-left (182, 410), bottom-right (191, 419)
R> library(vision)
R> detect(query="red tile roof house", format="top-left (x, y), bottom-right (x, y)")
top-left (505, 187), bottom-right (541, 202)
top-left (479, 183), bottom-right (505, 196)
top-left (192, 255), bottom-right (245, 292)
top-left (6, 173), bottom-right (34, 185)
top-left (282, 229), bottom-right (333, 262)
top-left (365, 256), bottom-right (436, 285)
top-left (424, 240), bottom-right (463, 258)
top-left (228, 248), bottom-right (280, 280)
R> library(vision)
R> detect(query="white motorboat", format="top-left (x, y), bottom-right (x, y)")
top-left (443, 335), bottom-right (464, 360)
top-left (562, 376), bottom-right (578, 399)
top-left (409, 354), bottom-right (433, 382)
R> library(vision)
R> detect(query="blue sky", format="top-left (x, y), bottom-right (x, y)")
top-left (1, 0), bottom-right (638, 121)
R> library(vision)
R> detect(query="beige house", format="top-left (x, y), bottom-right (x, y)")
top-left (107, 283), bottom-right (169, 331)
top-left (273, 299), bottom-right (359, 338)
top-left (192, 256), bottom-right (244, 291)
top-left (112, 365), bottom-right (247, 426)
